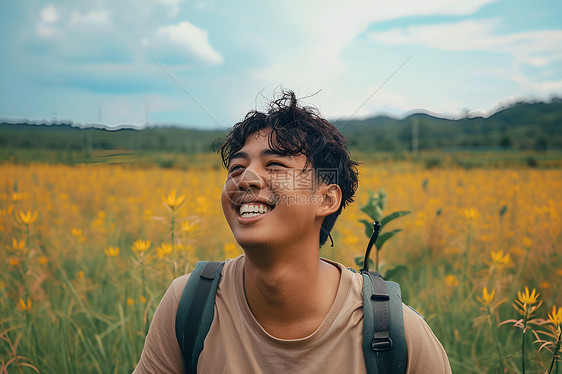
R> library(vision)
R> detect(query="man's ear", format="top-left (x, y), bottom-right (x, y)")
top-left (317, 184), bottom-right (342, 218)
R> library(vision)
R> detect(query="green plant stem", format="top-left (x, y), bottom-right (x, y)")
top-left (487, 305), bottom-right (504, 373)
top-left (24, 224), bottom-right (31, 334)
top-left (463, 221), bottom-right (471, 294)
top-left (548, 335), bottom-right (561, 374)
top-left (489, 267), bottom-right (496, 285)
top-left (140, 253), bottom-right (148, 334)
top-left (171, 210), bottom-right (176, 278)
top-left (522, 307), bottom-right (529, 374)
top-left (24, 224), bottom-right (30, 298)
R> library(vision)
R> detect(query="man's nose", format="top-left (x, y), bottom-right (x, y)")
top-left (236, 168), bottom-right (266, 190)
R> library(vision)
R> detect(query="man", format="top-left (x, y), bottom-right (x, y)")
top-left (134, 91), bottom-right (451, 373)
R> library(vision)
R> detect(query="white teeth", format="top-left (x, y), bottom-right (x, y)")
top-left (239, 203), bottom-right (271, 217)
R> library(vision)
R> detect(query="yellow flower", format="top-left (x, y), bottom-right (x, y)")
top-left (517, 287), bottom-right (539, 306)
top-left (181, 221), bottom-right (199, 233)
top-left (8, 257), bottom-right (19, 266)
top-left (157, 243), bottom-right (173, 258)
top-left (11, 192), bottom-right (27, 202)
top-left (0, 205), bottom-right (14, 216)
top-left (548, 306), bottom-right (562, 326)
top-left (19, 210), bottom-right (38, 225)
top-left (131, 239), bottom-right (151, 252)
top-left (127, 297), bottom-right (135, 306)
top-left (71, 228), bottom-right (83, 237)
top-left (477, 287), bottom-right (495, 306)
top-left (78, 270), bottom-right (85, 280)
top-left (445, 274), bottom-right (459, 288)
top-left (464, 208), bottom-right (480, 221)
top-left (38, 256), bottom-right (48, 265)
top-left (490, 250), bottom-right (513, 268)
top-left (8, 237), bottom-right (26, 252)
top-left (139, 295), bottom-right (147, 304)
top-left (18, 298), bottom-right (32, 311)
top-left (105, 246), bottom-right (120, 257)
top-left (163, 189), bottom-right (186, 210)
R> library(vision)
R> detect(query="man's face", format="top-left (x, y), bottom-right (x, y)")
top-left (221, 129), bottom-right (326, 251)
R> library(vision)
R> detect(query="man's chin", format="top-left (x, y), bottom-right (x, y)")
top-left (232, 235), bottom-right (275, 252)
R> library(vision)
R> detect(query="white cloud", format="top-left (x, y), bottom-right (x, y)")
top-left (157, 0), bottom-right (184, 18)
top-left (40, 5), bottom-right (58, 24)
top-left (36, 23), bottom-right (55, 37)
top-left (333, 88), bottom-right (418, 120)
top-left (35, 8), bottom-right (111, 39)
top-left (68, 10), bottom-right (110, 27)
top-left (370, 19), bottom-right (499, 51)
top-left (36, 5), bottom-right (59, 37)
top-left (369, 20), bottom-right (562, 67)
top-left (159, 0), bottom-right (183, 5)
top-left (143, 21), bottom-right (223, 65)
top-left (372, 0), bottom-right (498, 19)
top-left (269, 0), bottom-right (500, 60)
top-left (251, 0), bottom-right (500, 114)
top-left (509, 71), bottom-right (562, 97)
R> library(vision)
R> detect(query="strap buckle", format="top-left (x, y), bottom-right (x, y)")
top-left (371, 292), bottom-right (390, 301)
top-left (371, 337), bottom-right (393, 352)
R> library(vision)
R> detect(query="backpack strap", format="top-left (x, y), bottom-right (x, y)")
top-left (175, 261), bottom-right (225, 374)
top-left (361, 271), bottom-right (407, 374)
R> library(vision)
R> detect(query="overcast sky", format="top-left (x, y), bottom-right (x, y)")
top-left (1, 0), bottom-right (561, 129)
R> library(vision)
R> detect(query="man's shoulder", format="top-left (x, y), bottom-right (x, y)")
top-left (170, 273), bottom-right (190, 300)
top-left (402, 304), bottom-right (452, 373)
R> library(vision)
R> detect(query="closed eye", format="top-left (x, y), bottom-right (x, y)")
top-left (266, 161), bottom-right (287, 168)
top-left (228, 165), bottom-right (245, 174)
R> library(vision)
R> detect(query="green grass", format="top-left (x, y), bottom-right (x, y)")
top-left (3, 147), bottom-right (562, 170)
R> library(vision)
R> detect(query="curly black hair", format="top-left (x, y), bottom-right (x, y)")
top-left (218, 90), bottom-right (359, 247)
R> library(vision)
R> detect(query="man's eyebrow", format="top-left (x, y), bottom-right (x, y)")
top-left (262, 149), bottom-right (288, 157)
top-left (230, 151), bottom-right (247, 161)
top-left (229, 149), bottom-right (288, 161)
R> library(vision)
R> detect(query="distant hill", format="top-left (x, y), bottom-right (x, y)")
top-left (337, 98), bottom-right (562, 152)
top-left (1, 98), bottom-right (561, 153)
top-left (0, 123), bottom-right (226, 154)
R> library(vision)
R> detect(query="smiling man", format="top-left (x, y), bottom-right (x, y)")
top-left (133, 91), bottom-right (451, 373)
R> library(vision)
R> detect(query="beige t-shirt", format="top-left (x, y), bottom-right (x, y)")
top-left (133, 255), bottom-right (451, 373)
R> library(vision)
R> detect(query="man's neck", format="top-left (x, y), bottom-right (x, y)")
top-left (242, 246), bottom-right (341, 340)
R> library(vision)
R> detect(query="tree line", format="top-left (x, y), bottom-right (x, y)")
top-left (1, 98), bottom-right (560, 153)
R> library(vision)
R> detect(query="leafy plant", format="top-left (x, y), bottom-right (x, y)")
top-left (355, 188), bottom-right (410, 275)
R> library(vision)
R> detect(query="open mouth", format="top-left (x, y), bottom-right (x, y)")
top-left (237, 202), bottom-right (274, 218)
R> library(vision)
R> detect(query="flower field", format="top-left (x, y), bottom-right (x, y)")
top-left (1, 160), bottom-right (561, 373)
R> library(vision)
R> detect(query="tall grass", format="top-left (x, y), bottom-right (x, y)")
top-left (1, 161), bottom-right (560, 373)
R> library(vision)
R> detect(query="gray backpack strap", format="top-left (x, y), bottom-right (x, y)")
top-left (361, 271), bottom-right (407, 374)
top-left (175, 261), bottom-right (225, 374)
